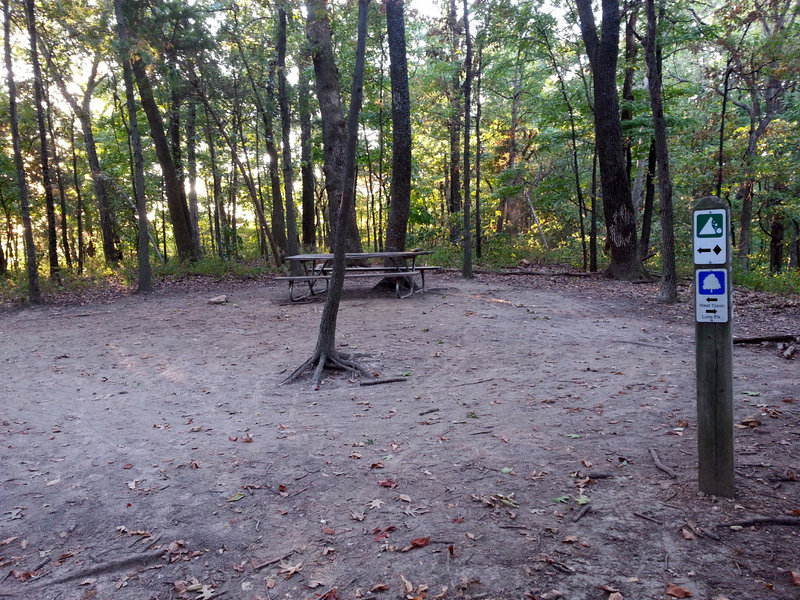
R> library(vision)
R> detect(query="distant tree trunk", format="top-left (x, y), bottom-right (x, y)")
top-left (589, 145), bottom-right (598, 272)
top-left (186, 101), bottom-right (202, 257)
top-left (621, 4), bottom-right (640, 181)
top-left (264, 63), bottom-right (287, 254)
top-left (44, 82), bottom-right (72, 270)
top-left (645, 0), bottom-right (676, 303)
top-left (639, 138), bottom-right (656, 259)
top-left (288, 0), bottom-right (372, 386)
top-left (298, 59), bottom-right (316, 250)
top-left (203, 106), bottom-right (224, 257)
top-left (305, 0), bottom-right (363, 253)
top-left (278, 5), bottom-right (300, 265)
top-left (461, 0), bottom-right (472, 278)
top-left (114, 0), bottom-right (151, 292)
top-left (4, 0), bottom-right (40, 302)
top-left (446, 0), bottom-right (461, 243)
top-left (384, 0), bottom-right (412, 254)
top-left (25, 0), bottom-right (59, 280)
top-left (131, 55), bottom-right (198, 262)
top-left (576, 0), bottom-right (645, 280)
top-left (769, 214), bottom-right (784, 273)
top-left (69, 119), bottom-right (85, 273)
top-left (474, 41), bottom-right (483, 259)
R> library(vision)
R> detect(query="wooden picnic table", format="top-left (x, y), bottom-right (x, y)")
top-left (277, 250), bottom-right (437, 302)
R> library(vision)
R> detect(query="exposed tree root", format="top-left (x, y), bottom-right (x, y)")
top-left (283, 348), bottom-right (372, 386)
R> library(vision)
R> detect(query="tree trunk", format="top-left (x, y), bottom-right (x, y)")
top-left (576, 0), bottom-right (645, 280)
top-left (288, 0), bottom-right (371, 386)
top-left (769, 214), bottom-right (785, 273)
top-left (131, 55), bottom-right (198, 262)
top-left (461, 0), bottom-right (472, 278)
top-left (639, 138), bottom-right (656, 259)
top-left (25, 0), bottom-right (59, 280)
top-left (474, 42), bottom-right (482, 259)
top-left (305, 0), bottom-right (363, 253)
top-left (645, 0), bottom-right (676, 303)
top-left (114, 0), bottom-right (152, 292)
top-left (44, 81), bottom-right (72, 270)
top-left (186, 101), bottom-right (202, 257)
top-left (384, 0), bottom-right (412, 254)
top-left (298, 59), bottom-right (316, 250)
top-left (203, 106), bottom-right (224, 257)
top-left (264, 63), bottom-right (288, 254)
top-left (4, 0), bottom-right (40, 302)
top-left (446, 0), bottom-right (461, 243)
top-left (278, 5), bottom-right (300, 265)
top-left (621, 4), bottom-right (640, 181)
top-left (69, 119), bottom-right (85, 273)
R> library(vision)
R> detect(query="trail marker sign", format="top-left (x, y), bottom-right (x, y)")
top-left (695, 269), bottom-right (729, 323)
top-left (693, 209), bottom-right (727, 264)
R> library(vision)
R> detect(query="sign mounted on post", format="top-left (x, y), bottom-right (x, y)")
top-left (695, 269), bottom-right (729, 323)
top-left (693, 209), bottom-right (727, 264)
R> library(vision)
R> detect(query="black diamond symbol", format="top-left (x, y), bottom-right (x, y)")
top-left (713, 245), bottom-right (722, 255)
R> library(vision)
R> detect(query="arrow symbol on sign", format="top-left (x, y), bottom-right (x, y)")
top-left (706, 297), bottom-right (718, 302)
top-left (698, 248), bottom-right (712, 253)
top-left (706, 309), bottom-right (718, 314)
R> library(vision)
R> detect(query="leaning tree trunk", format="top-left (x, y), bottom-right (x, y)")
top-left (384, 0), bottom-right (412, 254)
top-left (131, 56), bottom-right (198, 262)
top-left (645, 0), bottom-right (676, 303)
top-left (4, 0), bottom-right (40, 302)
top-left (287, 0), bottom-right (372, 386)
top-left (576, 0), bottom-right (645, 281)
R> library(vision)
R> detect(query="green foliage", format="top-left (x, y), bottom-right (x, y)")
top-left (733, 265), bottom-right (800, 294)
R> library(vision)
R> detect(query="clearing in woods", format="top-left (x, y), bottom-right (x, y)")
top-left (0, 269), bottom-right (798, 599)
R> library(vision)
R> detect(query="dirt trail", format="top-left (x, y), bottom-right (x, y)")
top-left (1, 272), bottom-right (798, 600)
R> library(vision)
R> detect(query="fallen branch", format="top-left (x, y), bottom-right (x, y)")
top-left (716, 516), bottom-right (800, 528)
top-left (633, 512), bottom-right (663, 525)
top-left (573, 505), bottom-right (592, 522)
top-left (360, 377), bottom-right (407, 387)
top-left (453, 378), bottom-right (494, 387)
top-left (733, 334), bottom-right (797, 344)
top-left (253, 549), bottom-right (296, 571)
top-left (649, 447), bottom-right (677, 479)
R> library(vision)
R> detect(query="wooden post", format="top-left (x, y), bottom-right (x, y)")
top-left (693, 196), bottom-right (734, 497)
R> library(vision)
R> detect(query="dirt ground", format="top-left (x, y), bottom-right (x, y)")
top-left (1, 269), bottom-right (798, 600)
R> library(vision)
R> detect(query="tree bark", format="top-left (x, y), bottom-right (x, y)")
top-left (131, 54), bottom-right (198, 262)
top-left (43, 81), bottom-right (72, 270)
top-left (69, 120), bottom-right (85, 273)
top-left (384, 0), bottom-right (412, 254)
top-left (474, 42), bottom-right (482, 259)
top-left (644, 0), bottom-right (676, 303)
top-left (576, 0), bottom-right (645, 280)
top-left (461, 0), bottom-right (472, 278)
top-left (305, 0), bottom-right (363, 253)
top-left (4, 0), bottom-right (40, 302)
top-left (114, 0), bottom-right (152, 292)
top-left (186, 101), bottom-right (202, 257)
top-left (25, 0), bottom-right (59, 280)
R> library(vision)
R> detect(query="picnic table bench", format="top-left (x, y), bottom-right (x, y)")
top-left (276, 251), bottom-right (438, 302)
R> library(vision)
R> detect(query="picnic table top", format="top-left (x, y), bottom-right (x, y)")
top-left (286, 250), bottom-right (433, 262)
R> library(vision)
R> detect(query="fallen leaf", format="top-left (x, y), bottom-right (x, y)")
top-left (562, 535), bottom-right (579, 544)
top-left (322, 526), bottom-right (335, 535)
top-left (609, 593), bottom-right (624, 600)
top-left (373, 526), bottom-right (396, 541)
top-left (227, 492), bottom-right (245, 502)
top-left (0, 537), bottom-right (19, 546)
top-left (433, 586), bottom-right (449, 599)
top-left (11, 570), bottom-right (35, 581)
top-left (398, 494), bottom-right (412, 503)
top-left (790, 570), bottom-right (800, 586)
top-left (554, 495), bottom-right (570, 504)
top-left (598, 585), bottom-right (619, 593)
top-left (740, 416), bottom-right (761, 428)
top-left (370, 583), bottom-right (389, 592)
top-left (400, 575), bottom-right (414, 594)
top-left (308, 580), bottom-right (325, 588)
top-left (368, 499), bottom-right (384, 509)
top-left (278, 560), bottom-right (303, 579)
top-left (350, 511), bottom-right (366, 521)
top-left (680, 527), bottom-right (696, 540)
top-left (370, 461), bottom-right (385, 469)
top-left (378, 479), bottom-right (397, 488)
top-left (666, 583), bottom-right (693, 598)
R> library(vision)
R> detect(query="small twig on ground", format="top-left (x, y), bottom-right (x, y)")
top-left (419, 408), bottom-right (440, 416)
top-left (649, 447), bottom-right (677, 479)
top-left (716, 516), bottom-right (800, 528)
top-left (453, 378), bottom-right (494, 387)
top-left (253, 549), bottom-right (296, 571)
top-left (573, 504), bottom-right (592, 522)
top-left (633, 512), bottom-right (663, 525)
top-left (360, 377), bottom-right (407, 387)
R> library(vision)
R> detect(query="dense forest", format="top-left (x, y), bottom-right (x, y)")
top-left (1, 0), bottom-right (798, 304)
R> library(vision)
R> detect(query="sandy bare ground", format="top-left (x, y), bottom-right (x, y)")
top-left (0, 270), bottom-right (798, 600)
